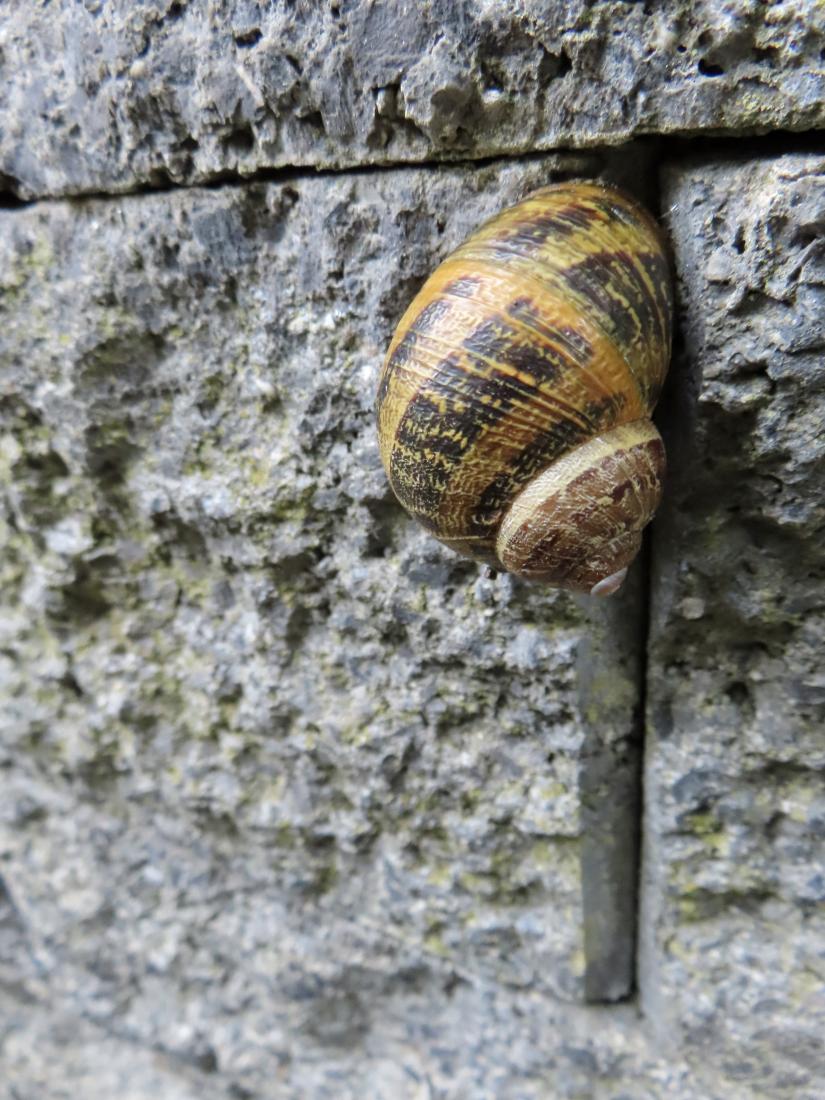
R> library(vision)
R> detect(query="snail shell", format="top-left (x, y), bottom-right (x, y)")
top-left (376, 181), bottom-right (673, 596)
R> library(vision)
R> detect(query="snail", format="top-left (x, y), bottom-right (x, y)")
top-left (376, 181), bottom-right (673, 596)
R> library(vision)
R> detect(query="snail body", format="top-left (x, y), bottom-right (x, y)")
top-left (376, 181), bottom-right (672, 596)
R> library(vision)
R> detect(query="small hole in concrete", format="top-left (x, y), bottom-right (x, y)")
top-left (225, 126), bottom-right (255, 155)
top-left (698, 58), bottom-right (725, 77)
top-left (234, 27), bottom-right (262, 48)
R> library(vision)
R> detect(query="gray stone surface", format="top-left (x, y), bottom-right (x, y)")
top-left (0, 151), bottom-right (691, 1097)
top-left (642, 152), bottom-right (825, 1100)
top-left (2, 5), bottom-right (824, 1085)
top-left (1, 0), bottom-right (823, 200)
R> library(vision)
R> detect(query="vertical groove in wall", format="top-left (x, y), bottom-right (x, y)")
top-left (633, 152), bottom-right (687, 1012)
top-left (577, 554), bottom-right (648, 1003)
top-left (633, 534), bottom-right (653, 997)
top-left (632, 527), bottom-right (657, 1011)
top-left (574, 155), bottom-right (664, 1004)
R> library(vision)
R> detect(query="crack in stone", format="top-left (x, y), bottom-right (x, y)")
top-left (2, 128), bottom-right (823, 210)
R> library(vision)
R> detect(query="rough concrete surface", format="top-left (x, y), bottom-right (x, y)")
top-left (643, 152), bottom-right (825, 1100)
top-left (0, 152), bottom-right (698, 1098)
top-left (2, 3), bottom-right (825, 1095)
top-left (1, 0), bottom-right (823, 199)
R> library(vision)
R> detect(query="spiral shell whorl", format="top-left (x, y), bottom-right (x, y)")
top-left (496, 419), bottom-right (666, 593)
top-left (377, 181), bottom-right (672, 592)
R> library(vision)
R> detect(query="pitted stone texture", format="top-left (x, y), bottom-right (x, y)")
top-left (0, 153), bottom-right (682, 1096)
top-left (1, 0), bottom-right (823, 199)
top-left (642, 154), bottom-right (825, 1100)
top-left (2, 990), bottom-right (709, 1100)
top-left (0, 1001), bottom-right (231, 1100)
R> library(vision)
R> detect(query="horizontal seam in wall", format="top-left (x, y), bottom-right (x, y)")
top-left (1, 126), bottom-right (824, 210)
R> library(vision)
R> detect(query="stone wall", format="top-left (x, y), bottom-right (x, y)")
top-left (1, 4), bottom-right (823, 1099)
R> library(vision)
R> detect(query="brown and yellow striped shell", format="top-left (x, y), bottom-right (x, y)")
top-left (376, 181), bottom-right (673, 596)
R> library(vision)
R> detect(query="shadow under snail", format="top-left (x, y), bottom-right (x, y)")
top-left (376, 181), bottom-right (673, 597)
